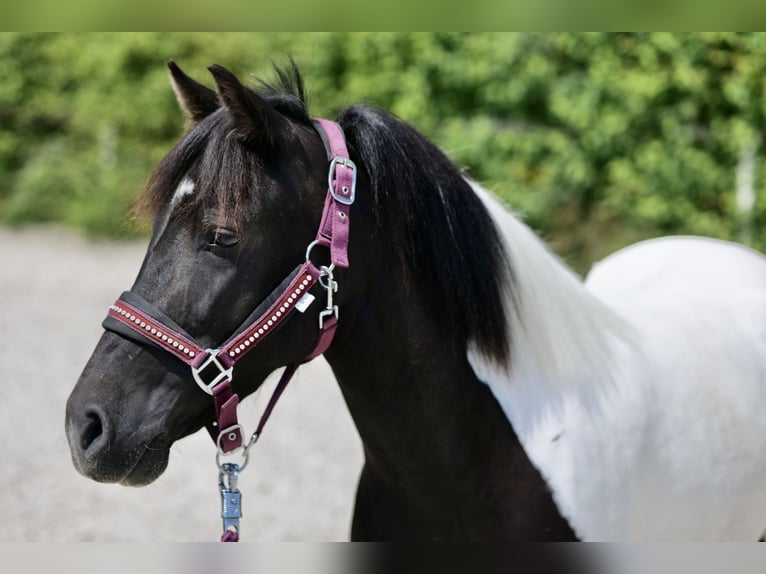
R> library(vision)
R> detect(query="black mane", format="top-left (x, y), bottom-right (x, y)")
top-left (142, 64), bottom-right (510, 365)
top-left (338, 105), bottom-right (511, 365)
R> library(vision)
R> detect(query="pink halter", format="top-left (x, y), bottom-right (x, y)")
top-left (104, 118), bottom-right (354, 456)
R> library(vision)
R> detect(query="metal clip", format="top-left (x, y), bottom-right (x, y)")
top-left (318, 266), bottom-right (339, 328)
top-left (218, 462), bottom-right (242, 537)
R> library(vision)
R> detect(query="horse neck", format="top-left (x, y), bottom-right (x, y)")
top-left (323, 241), bottom-right (527, 513)
top-left (321, 181), bottom-right (631, 492)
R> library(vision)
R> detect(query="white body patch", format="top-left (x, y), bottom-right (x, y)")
top-left (171, 177), bottom-right (195, 208)
top-left (467, 182), bottom-right (766, 540)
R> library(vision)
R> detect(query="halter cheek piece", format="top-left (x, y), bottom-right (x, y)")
top-left (101, 119), bottom-right (355, 541)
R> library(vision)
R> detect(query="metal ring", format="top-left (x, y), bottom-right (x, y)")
top-left (215, 429), bottom-right (259, 473)
top-left (305, 240), bottom-right (335, 273)
top-left (216, 444), bottom-right (250, 473)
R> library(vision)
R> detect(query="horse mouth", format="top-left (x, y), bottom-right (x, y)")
top-left (119, 435), bottom-right (171, 486)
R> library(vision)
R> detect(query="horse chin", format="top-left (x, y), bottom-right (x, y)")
top-left (72, 434), bottom-right (171, 487)
top-left (119, 443), bottom-right (171, 487)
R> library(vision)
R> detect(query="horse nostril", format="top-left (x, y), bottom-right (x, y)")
top-left (80, 410), bottom-right (105, 452)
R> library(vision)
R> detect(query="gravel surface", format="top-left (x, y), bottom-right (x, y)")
top-left (0, 226), bottom-right (363, 541)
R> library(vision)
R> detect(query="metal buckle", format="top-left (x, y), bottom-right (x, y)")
top-left (191, 349), bottom-right (233, 395)
top-left (328, 156), bottom-right (357, 205)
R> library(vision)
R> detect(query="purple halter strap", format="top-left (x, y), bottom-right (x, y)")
top-left (103, 119), bottom-right (355, 456)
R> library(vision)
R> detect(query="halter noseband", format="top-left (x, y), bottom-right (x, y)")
top-left (101, 119), bottom-right (355, 540)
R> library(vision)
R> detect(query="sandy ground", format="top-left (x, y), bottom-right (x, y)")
top-left (0, 226), bottom-right (364, 542)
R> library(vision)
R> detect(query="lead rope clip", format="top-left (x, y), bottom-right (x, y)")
top-left (318, 265), bottom-right (339, 328)
top-left (218, 462), bottom-right (242, 542)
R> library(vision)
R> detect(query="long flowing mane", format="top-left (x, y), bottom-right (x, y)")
top-left (138, 64), bottom-right (513, 365)
top-left (338, 105), bottom-right (511, 364)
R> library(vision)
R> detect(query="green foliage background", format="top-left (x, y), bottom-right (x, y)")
top-left (2, 32), bottom-right (765, 271)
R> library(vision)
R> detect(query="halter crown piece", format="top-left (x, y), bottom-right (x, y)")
top-left (102, 119), bottom-right (356, 542)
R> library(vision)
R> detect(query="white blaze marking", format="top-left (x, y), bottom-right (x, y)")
top-left (171, 177), bottom-right (195, 208)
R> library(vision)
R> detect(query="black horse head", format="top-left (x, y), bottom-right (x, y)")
top-left (65, 61), bottom-right (510, 497)
top-left (65, 62), bottom-right (344, 485)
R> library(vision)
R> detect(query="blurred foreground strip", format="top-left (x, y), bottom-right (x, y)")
top-left (3, 543), bottom-right (766, 574)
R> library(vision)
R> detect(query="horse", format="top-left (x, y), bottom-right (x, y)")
top-left (65, 60), bottom-right (766, 541)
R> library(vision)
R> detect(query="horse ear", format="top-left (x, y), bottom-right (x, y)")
top-left (207, 64), bottom-right (287, 151)
top-left (167, 60), bottom-right (219, 123)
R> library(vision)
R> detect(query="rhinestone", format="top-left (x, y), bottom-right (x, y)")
top-left (276, 311), bottom-right (282, 317)
top-left (254, 333), bottom-right (260, 339)
top-left (240, 344), bottom-right (246, 351)
top-left (140, 321), bottom-right (146, 328)
top-left (229, 352), bottom-right (235, 357)
top-left (235, 348), bottom-right (241, 354)
top-left (271, 315), bottom-right (277, 322)
top-left (120, 310), bottom-right (126, 315)
top-left (268, 320), bottom-right (274, 326)
top-left (307, 275), bottom-right (312, 281)
top-left (151, 328), bottom-right (157, 334)
top-left (258, 328), bottom-right (264, 335)
top-left (162, 335), bottom-right (168, 341)
top-left (298, 285), bottom-right (304, 291)
top-left (167, 338), bottom-right (173, 344)
top-left (302, 279), bottom-right (309, 286)
top-left (288, 297), bottom-right (294, 303)
top-left (189, 352), bottom-right (195, 358)
top-left (244, 340), bottom-right (250, 346)
top-left (156, 331), bottom-right (162, 338)
top-left (263, 324), bottom-right (269, 330)
top-left (173, 341), bottom-right (179, 348)
top-left (183, 348), bottom-right (190, 355)
top-left (249, 336), bottom-right (255, 343)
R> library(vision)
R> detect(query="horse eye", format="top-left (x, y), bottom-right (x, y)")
top-left (206, 229), bottom-right (239, 249)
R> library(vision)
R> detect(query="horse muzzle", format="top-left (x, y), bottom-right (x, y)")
top-left (65, 397), bottom-right (172, 486)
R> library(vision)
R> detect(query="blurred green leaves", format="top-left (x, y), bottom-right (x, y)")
top-left (1, 33), bottom-right (765, 270)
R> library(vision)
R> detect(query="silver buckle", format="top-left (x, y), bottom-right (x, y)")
top-left (328, 156), bottom-right (357, 205)
top-left (191, 349), bottom-right (233, 395)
